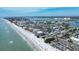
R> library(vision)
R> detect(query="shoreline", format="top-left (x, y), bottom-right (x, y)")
top-left (3, 19), bottom-right (39, 51)
top-left (3, 19), bottom-right (60, 51)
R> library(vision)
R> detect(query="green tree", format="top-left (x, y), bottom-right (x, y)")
top-left (45, 37), bottom-right (55, 43)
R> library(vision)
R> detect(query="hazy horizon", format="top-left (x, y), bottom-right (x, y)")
top-left (0, 7), bottom-right (79, 17)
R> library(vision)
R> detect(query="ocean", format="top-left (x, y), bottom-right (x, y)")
top-left (0, 19), bottom-right (33, 51)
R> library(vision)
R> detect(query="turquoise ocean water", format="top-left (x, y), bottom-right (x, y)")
top-left (0, 19), bottom-right (33, 51)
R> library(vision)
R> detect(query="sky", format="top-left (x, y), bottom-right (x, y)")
top-left (0, 7), bottom-right (79, 17)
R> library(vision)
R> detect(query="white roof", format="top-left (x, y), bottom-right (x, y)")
top-left (70, 37), bottom-right (79, 42)
top-left (37, 31), bottom-right (43, 34)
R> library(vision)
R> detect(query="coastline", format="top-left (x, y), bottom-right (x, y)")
top-left (3, 19), bottom-right (60, 51)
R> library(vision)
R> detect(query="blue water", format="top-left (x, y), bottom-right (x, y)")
top-left (0, 19), bottom-right (33, 51)
top-left (70, 20), bottom-right (79, 27)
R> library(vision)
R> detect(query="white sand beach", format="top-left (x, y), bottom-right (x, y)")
top-left (4, 19), bottom-right (60, 51)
